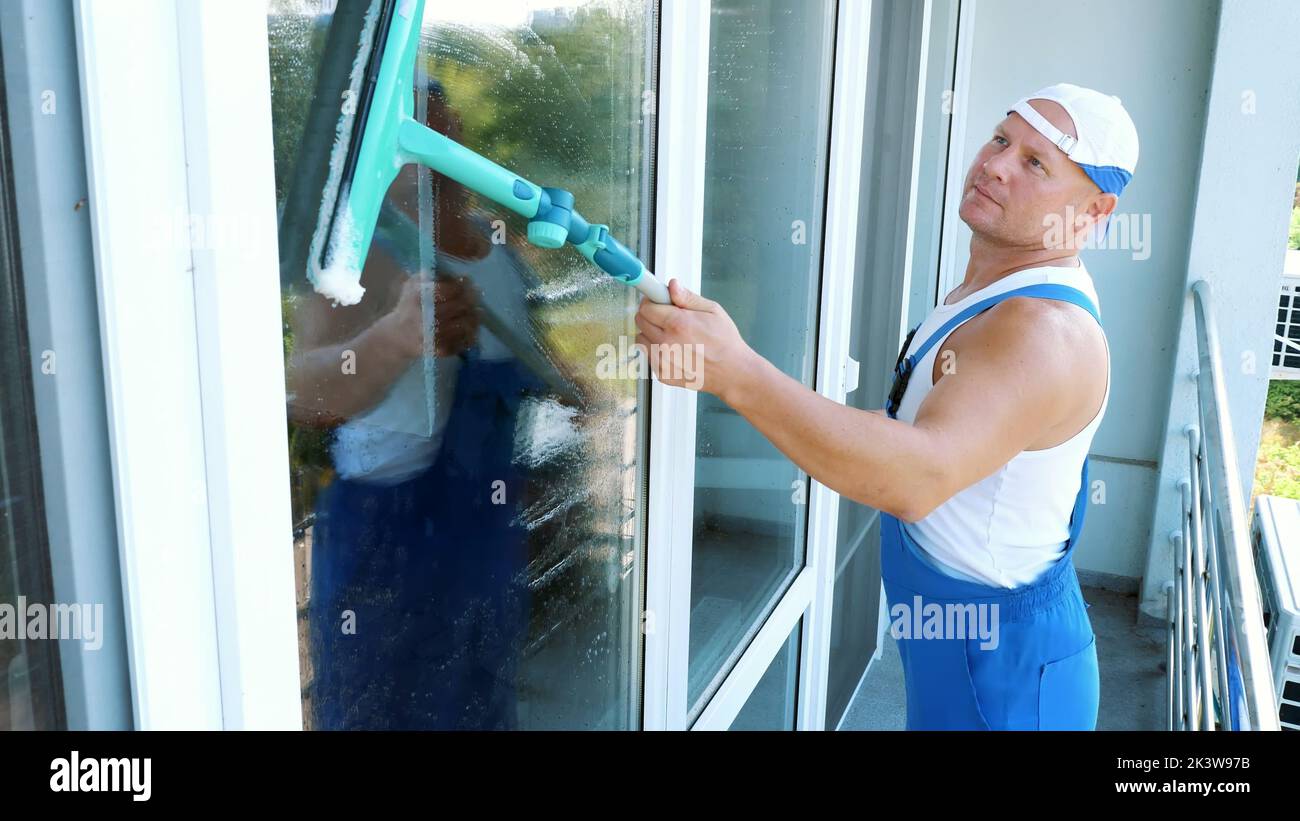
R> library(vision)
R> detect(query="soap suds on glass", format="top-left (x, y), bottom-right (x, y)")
top-left (306, 0), bottom-right (380, 307)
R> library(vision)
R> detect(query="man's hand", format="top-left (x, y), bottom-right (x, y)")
top-left (632, 279), bottom-right (942, 521)
top-left (377, 275), bottom-right (480, 360)
top-left (634, 279), bottom-right (758, 401)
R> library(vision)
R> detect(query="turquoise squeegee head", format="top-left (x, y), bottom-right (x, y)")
top-left (309, 0), bottom-right (670, 306)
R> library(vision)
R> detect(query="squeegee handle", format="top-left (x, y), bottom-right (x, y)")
top-left (569, 218), bottom-right (670, 304)
top-left (397, 120), bottom-right (668, 303)
top-left (632, 269), bottom-right (671, 304)
top-left (397, 120), bottom-right (541, 220)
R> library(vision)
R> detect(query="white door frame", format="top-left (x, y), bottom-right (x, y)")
top-left (2, 0), bottom-right (134, 730)
top-left (795, 0), bottom-right (874, 732)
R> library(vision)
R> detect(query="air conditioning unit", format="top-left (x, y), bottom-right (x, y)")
top-left (1250, 494), bottom-right (1300, 730)
top-left (1272, 263), bottom-right (1300, 379)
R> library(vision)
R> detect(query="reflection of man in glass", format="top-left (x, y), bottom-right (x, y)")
top-left (286, 80), bottom-right (537, 729)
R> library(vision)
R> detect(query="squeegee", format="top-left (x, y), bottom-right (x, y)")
top-left (309, 0), bottom-right (670, 307)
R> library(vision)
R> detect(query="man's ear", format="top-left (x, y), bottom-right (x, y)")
top-left (1087, 192), bottom-right (1118, 222)
top-left (1071, 192), bottom-right (1117, 239)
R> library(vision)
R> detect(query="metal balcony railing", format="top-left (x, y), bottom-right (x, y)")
top-left (1165, 280), bottom-right (1280, 730)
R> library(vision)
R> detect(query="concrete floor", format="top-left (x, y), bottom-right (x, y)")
top-left (838, 585), bottom-right (1169, 730)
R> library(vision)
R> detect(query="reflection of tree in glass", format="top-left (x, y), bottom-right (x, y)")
top-left (266, 4), bottom-right (655, 724)
top-left (422, 7), bottom-right (644, 241)
top-left (267, 13), bottom-right (328, 206)
top-left (268, 11), bottom-right (337, 523)
top-left (415, 7), bottom-right (653, 690)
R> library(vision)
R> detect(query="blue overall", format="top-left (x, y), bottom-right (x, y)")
top-left (308, 348), bottom-right (538, 730)
top-left (880, 283), bottom-right (1101, 730)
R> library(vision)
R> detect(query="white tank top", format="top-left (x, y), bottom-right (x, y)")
top-left (892, 262), bottom-right (1110, 588)
top-left (329, 238), bottom-right (524, 486)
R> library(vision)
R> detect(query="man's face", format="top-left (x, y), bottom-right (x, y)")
top-left (958, 99), bottom-right (1114, 248)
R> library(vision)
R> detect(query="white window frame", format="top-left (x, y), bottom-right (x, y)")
top-left (74, 0), bottom-right (300, 729)
top-left (935, 0), bottom-right (978, 301)
top-left (641, 0), bottom-right (711, 731)
top-left (645, 0), bottom-right (874, 731)
top-left (795, 0), bottom-right (873, 731)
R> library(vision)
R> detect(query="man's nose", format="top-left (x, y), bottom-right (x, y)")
top-left (981, 148), bottom-right (1011, 184)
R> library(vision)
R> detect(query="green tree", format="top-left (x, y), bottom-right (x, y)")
top-left (1265, 379), bottom-right (1300, 423)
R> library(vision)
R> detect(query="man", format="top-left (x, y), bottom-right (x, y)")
top-left (635, 83), bottom-right (1138, 730)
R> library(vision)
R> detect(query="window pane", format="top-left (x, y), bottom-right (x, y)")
top-left (828, 0), bottom-right (959, 727)
top-left (729, 617), bottom-right (801, 730)
top-left (827, 516), bottom-right (878, 722)
top-left (689, 0), bottom-right (837, 714)
top-left (0, 102), bottom-right (63, 731)
top-left (267, 0), bottom-right (655, 729)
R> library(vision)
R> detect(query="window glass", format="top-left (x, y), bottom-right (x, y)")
top-left (267, 0), bottom-right (655, 729)
top-left (689, 0), bottom-right (837, 715)
top-left (729, 617), bottom-right (801, 730)
top-left (0, 95), bottom-right (63, 731)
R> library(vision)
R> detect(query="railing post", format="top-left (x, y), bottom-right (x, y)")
top-left (1196, 405), bottom-right (1235, 726)
top-left (1170, 531), bottom-right (1187, 731)
top-left (1176, 479), bottom-right (1197, 731)
top-left (1164, 580), bottom-right (1176, 731)
top-left (1184, 425), bottom-right (1217, 729)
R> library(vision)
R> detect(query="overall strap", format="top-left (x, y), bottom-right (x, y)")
top-left (910, 283), bottom-right (1100, 365)
top-left (886, 283), bottom-right (1100, 418)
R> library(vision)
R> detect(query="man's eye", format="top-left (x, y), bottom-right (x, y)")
top-left (1030, 157), bottom-right (1042, 168)
top-left (992, 135), bottom-right (1007, 145)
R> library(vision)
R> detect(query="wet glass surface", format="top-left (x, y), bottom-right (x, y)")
top-left (267, 0), bottom-right (654, 729)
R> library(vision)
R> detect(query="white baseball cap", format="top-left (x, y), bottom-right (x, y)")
top-left (1007, 82), bottom-right (1139, 197)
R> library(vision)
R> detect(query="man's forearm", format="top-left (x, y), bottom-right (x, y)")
top-left (286, 315), bottom-right (416, 426)
top-left (720, 351), bottom-right (946, 522)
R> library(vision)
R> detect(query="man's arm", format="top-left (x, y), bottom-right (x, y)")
top-left (286, 274), bottom-right (480, 427)
top-left (719, 356), bottom-right (948, 521)
top-left (636, 281), bottom-right (1080, 522)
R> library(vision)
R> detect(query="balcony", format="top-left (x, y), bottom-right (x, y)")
top-left (843, 281), bottom-right (1289, 731)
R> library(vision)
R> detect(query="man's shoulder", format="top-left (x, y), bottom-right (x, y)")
top-left (945, 294), bottom-right (1106, 396)
top-left (982, 292), bottom-right (1102, 349)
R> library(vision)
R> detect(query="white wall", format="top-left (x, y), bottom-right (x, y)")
top-left (1138, 0), bottom-right (1300, 616)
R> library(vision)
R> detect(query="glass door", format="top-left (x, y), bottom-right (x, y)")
top-left (643, 0), bottom-right (872, 730)
top-left (93, 0), bottom-right (868, 729)
top-left (687, 0), bottom-right (838, 718)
